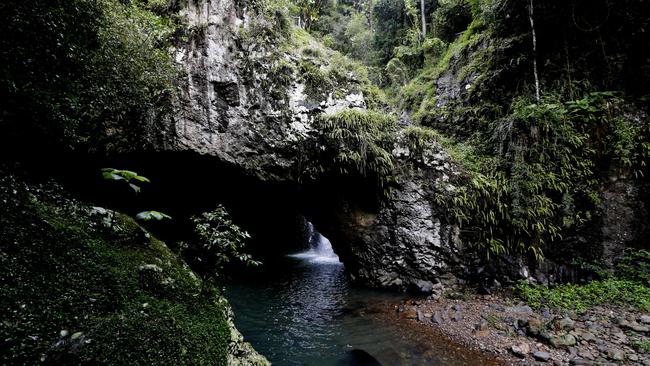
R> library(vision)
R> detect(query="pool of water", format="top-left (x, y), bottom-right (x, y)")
top-left (225, 245), bottom-right (499, 366)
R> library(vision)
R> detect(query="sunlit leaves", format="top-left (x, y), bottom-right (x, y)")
top-left (136, 210), bottom-right (172, 221)
top-left (101, 168), bottom-right (150, 193)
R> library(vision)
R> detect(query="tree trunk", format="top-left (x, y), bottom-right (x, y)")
top-left (528, 0), bottom-right (540, 102)
top-left (420, 0), bottom-right (427, 37)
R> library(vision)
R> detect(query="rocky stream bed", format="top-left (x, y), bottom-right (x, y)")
top-left (394, 294), bottom-right (650, 365)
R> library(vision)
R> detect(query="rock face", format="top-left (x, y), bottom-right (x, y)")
top-left (157, 0), bottom-right (465, 292)
top-left (323, 131), bottom-right (464, 291)
top-left (154, 0), bottom-right (648, 292)
top-left (167, 0), bottom-right (368, 181)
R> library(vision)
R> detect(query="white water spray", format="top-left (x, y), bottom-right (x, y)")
top-left (289, 222), bottom-right (341, 264)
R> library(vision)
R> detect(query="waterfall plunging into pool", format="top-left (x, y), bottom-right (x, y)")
top-left (288, 221), bottom-right (341, 264)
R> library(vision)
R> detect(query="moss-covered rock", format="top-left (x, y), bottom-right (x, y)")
top-left (0, 172), bottom-right (268, 365)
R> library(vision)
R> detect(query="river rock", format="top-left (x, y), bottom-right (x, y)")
top-left (550, 334), bottom-right (577, 348)
top-left (505, 305), bottom-right (533, 315)
top-left (416, 310), bottom-right (426, 322)
top-left (526, 318), bottom-right (543, 336)
top-left (576, 331), bottom-right (596, 342)
top-left (432, 311), bottom-right (444, 325)
top-left (640, 315), bottom-right (650, 324)
top-left (533, 351), bottom-right (552, 362)
top-left (577, 349), bottom-right (594, 360)
top-left (452, 311), bottom-right (463, 322)
top-left (558, 317), bottom-right (576, 331)
top-left (607, 348), bottom-right (625, 361)
top-left (511, 343), bottom-right (530, 357)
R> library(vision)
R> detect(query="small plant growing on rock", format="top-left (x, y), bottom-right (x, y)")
top-left (190, 205), bottom-right (260, 291)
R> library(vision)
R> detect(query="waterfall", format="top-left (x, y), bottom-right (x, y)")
top-left (289, 221), bottom-right (341, 264)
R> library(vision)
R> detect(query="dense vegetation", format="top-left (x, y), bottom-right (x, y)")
top-left (1, 0), bottom-right (650, 358)
top-left (0, 173), bottom-right (231, 365)
top-left (0, 0), bottom-right (179, 156)
top-left (517, 250), bottom-right (650, 313)
top-left (303, 0), bottom-right (650, 263)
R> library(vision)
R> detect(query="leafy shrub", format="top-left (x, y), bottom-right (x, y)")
top-left (189, 206), bottom-right (259, 289)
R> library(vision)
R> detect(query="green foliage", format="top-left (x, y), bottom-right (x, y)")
top-left (373, 0), bottom-right (409, 64)
top-left (407, 87), bottom-right (649, 259)
top-left (618, 249), bottom-right (650, 286)
top-left (634, 340), bottom-right (650, 354)
top-left (516, 279), bottom-right (650, 313)
top-left (430, 0), bottom-right (473, 42)
top-left (422, 37), bottom-right (447, 65)
top-left (0, 0), bottom-right (178, 153)
top-left (0, 177), bottom-right (230, 365)
top-left (343, 13), bottom-right (379, 65)
top-left (308, 109), bottom-right (397, 189)
top-left (190, 206), bottom-right (259, 287)
top-left (300, 59), bottom-right (333, 99)
top-left (102, 168), bottom-right (151, 193)
top-left (136, 210), bottom-right (172, 221)
top-left (386, 58), bottom-right (410, 88)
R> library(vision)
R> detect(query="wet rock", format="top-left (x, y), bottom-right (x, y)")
top-left (533, 351), bottom-right (552, 362)
top-left (511, 343), bottom-right (530, 357)
top-left (550, 334), bottom-right (577, 348)
top-left (413, 280), bottom-right (435, 293)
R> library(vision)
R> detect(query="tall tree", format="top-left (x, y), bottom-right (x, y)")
top-left (420, 0), bottom-right (427, 36)
top-left (528, 0), bottom-right (540, 101)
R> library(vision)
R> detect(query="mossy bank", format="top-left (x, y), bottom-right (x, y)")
top-left (0, 170), bottom-right (268, 365)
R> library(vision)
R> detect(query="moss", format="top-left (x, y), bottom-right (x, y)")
top-left (0, 177), bottom-right (230, 365)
